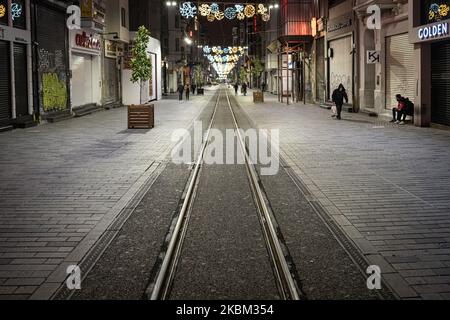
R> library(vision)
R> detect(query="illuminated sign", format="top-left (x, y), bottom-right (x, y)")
top-left (75, 31), bottom-right (101, 51)
top-left (418, 22), bottom-right (449, 40)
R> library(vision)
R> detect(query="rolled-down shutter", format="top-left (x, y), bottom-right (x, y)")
top-left (0, 40), bottom-right (11, 127)
top-left (431, 41), bottom-right (450, 127)
top-left (14, 43), bottom-right (29, 118)
top-left (329, 36), bottom-right (353, 104)
top-left (385, 33), bottom-right (415, 109)
top-left (36, 4), bottom-right (68, 113)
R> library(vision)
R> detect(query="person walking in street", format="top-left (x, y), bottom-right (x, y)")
top-left (242, 82), bottom-right (248, 96)
top-left (331, 84), bottom-right (348, 120)
top-left (178, 84), bottom-right (184, 101)
top-left (185, 84), bottom-right (190, 101)
top-left (234, 83), bottom-right (239, 95)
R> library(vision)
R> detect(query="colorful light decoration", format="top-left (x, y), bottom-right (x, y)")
top-left (179, 2), bottom-right (197, 18)
top-left (224, 7), bottom-right (237, 20)
top-left (215, 10), bottom-right (224, 20)
top-left (199, 3), bottom-right (211, 16)
top-left (11, 2), bottom-right (23, 20)
top-left (0, 5), bottom-right (6, 18)
top-left (210, 3), bottom-right (219, 14)
top-left (179, 2), bottom-right (270, 21)
top-left (428, 3), bottom-right (450, 22)
top-left (244, 4), bottom-right (255, 18)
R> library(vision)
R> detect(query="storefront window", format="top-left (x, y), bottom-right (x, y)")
top-left (12, 0), bottom-right (26, 29)
top-left (422, 1), bottom-right (450, 25)
top-left (0, 0), bottom-right (8, 26)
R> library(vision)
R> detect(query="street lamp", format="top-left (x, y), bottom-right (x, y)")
top-left (166, 1), bottom-right (177, 7)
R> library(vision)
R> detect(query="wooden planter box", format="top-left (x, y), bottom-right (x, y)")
top-left (128, 104), bottom-right (154, 129)
top-left (253, 91), bottom-right (264, 103)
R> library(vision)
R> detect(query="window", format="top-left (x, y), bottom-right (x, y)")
top-left (175, 38), bottom-right (180, 52)
top-left (0, 0), bottom-right (8, 26)
top-left (121, 7), bottom-right (127, 28)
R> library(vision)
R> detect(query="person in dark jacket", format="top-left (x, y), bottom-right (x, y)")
top-left (242, 82), bottom-right (248, 96)
top-left (390, 94), bottom-right (407, 124)
top-left (177, 84), bottom-right (184, 101)
top-left (234, 83), bottom-right (239, 95)
top-left (332, 84), bottom-right (348, 120)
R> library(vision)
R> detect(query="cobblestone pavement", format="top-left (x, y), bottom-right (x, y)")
top-left (0, 90), bottom-right (214, 299)
top-left (234, 90), bottom-right (450, 300)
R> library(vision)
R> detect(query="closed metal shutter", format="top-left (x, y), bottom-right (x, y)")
top-left (103, 57), bottom-right (119, 105)
top-left (71, 53), bottom-right (93, 107)
top-left (431, 41), bottom-right (450, 126)
top-left (385, 33), bottom-right (415, 109)
top-left (0, 40), bottom-right (11, 127)
top-left (329, 36), bottom-right (353, 104)
top-left (35, 4), bottom-right (68, 113)
top-left (316, 37), bottom-right (325, 102)
top-left (14, 43), bottom-right (29, 118)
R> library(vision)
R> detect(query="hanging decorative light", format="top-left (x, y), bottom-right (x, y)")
top-left (244, 4), bottom-right (255, 18)
top-left (215, 10), bottom-right (224, 20)
top-left (207, 13), bottom-right (215, 22)
top-left (210, 2), bottom-right (219, 14)
top-left (179, 2), bottom-right (197, 18)
top-left (224, 7), bottom-right (237, 20)
top-left (198, 3), bottom-right (211, 16)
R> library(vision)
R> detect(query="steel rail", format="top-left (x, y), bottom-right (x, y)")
top-left (225, 90), bottom-right (300, 300)
top-left (149, 91), bottom-right (221, 300)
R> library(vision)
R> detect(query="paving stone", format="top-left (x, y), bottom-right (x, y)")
top-left (235, 90), bottom-right (450, 299)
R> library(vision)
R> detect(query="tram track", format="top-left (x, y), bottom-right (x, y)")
top-left (147, 87), bottom-right (301, 300)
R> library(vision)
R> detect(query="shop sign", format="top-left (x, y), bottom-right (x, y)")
top-left (418, 21), bottom-right (449, 40)
top-left (327, 14), bottom-right (352, 33)
top-left (81, 0), bottom-right (93, 17)
top-left (105, 40), bottom-right (117, 58)
top-left (74, 31), bottom-right (101, 51)
top-left (366, 50), bottom-right (380, 64)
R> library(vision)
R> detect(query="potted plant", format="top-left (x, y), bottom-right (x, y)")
top-left (128, 26), bottom-right (154, 129)
top-left (251, 58), bottom-right (264, 103)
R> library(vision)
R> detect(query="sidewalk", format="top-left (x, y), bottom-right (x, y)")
top-left (234, 90), bottom-right (450, 299)
top-left (0, 90), bottom-right (213, 299)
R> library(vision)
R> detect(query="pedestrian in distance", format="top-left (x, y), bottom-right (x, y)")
top-left (331, 83), bottom-right (348, 120)
top-left (185, 84), bottom-right (190, 101)
top-left (178, 84), bottom-right (184, 101)
top-left (242, 82), bottom-right (248, 96)
top-left (234, 83), bottom-right (239, 96)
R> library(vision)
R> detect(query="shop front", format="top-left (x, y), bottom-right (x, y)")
top-left (410, 0), bottom-right (450, 127)
top-left (0, 0), bottom-right (34, 129)
top-left (33, 0), bottom-right (70, 122)
top-left (69, 29), bottom-right (102, 113)
top-left (103, 39), bottom-right (122, 108)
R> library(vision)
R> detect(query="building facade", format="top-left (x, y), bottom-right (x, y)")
top-left (0, 0), bottom-right (35, 129)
